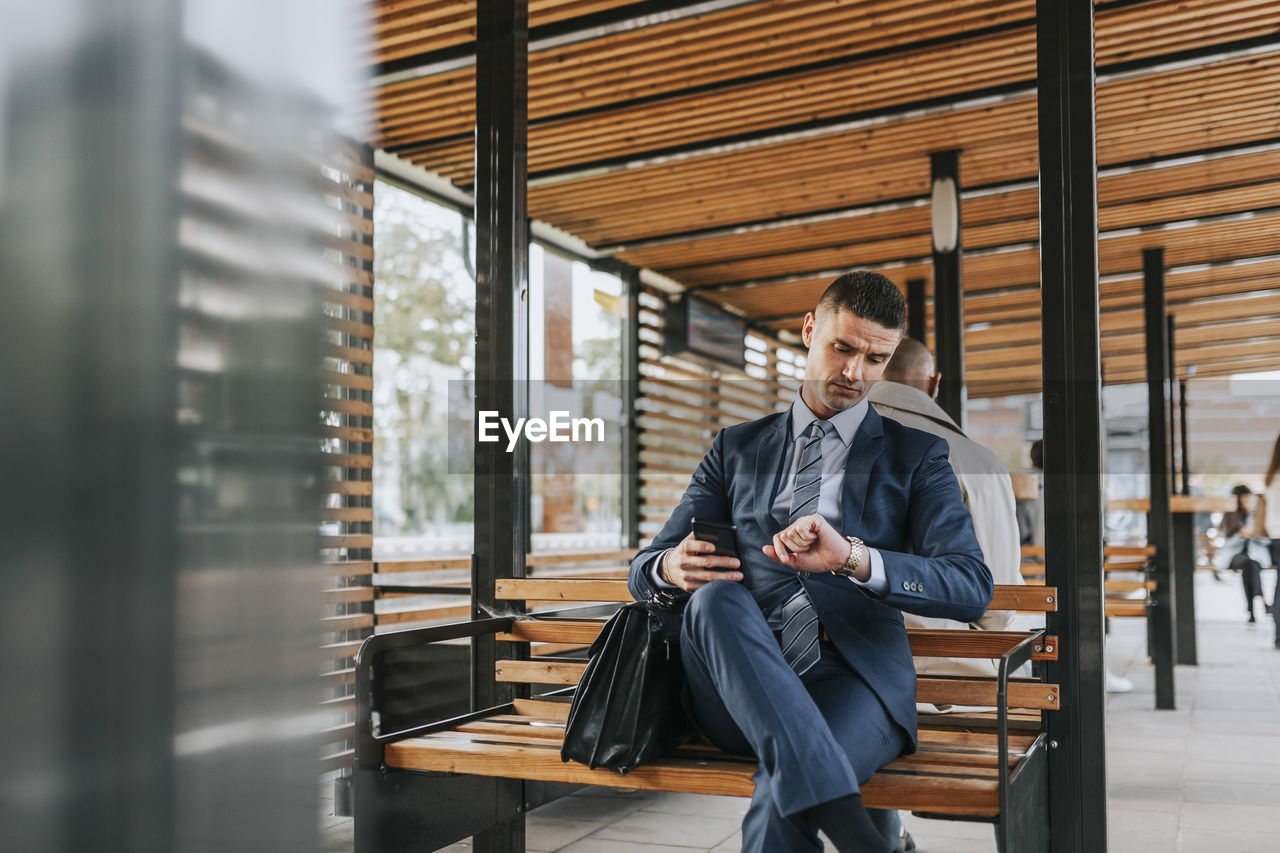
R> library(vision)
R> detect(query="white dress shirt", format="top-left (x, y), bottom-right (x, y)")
top-left (650, 394), bottom-right (887, 594)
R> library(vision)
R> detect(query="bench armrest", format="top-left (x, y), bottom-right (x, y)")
top-left (355, 617), bottom-right (513, 770)
top-left (997, 629), bottom-right (1046, 851)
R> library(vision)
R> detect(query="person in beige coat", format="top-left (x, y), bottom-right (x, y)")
top-left (863, 338), bottom-right (1024, 853)
top-left (867, 338), bottom-right (1025, 652)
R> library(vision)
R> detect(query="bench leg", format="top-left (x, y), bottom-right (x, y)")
top-left (1002, 738), bottom-right (1050, 853)
top-left (474, 815), bottom-right (525, 853)
top-left (355, 768), bottom-right (522, 853)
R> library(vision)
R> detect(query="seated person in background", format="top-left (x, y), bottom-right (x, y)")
top-left (865, 337), bottom-right (1024, 853)
top-left (630, 270), bottom-right (993, 853)
top-left (1215, 484), bottom-right (1272, 623)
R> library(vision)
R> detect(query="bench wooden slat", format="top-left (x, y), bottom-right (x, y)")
top-left (496, 578), bottom-right (1058, 612)
top-left (1103, 545), bottom-right (1156, 558)
top-left (440, 724), bottom-right (1021, 773)
top-left (916, 677), bottom-right (1060, 711)
top-left (384, 736), bottom-right (1001, 816)
top-left (499, 620), bottom-right (1059, 662)
top-left (1106, 580), bottom-right (1156, 592)
top-left (514, 698), bottom-right (571, 721)
top-left (495, 660), bottom-right (1060, 710)
top-left (456, 714), bottom-right (1042, 759)
top-left (526, 550), bottom-right (635, 567)
top-left (1105, 601), bottom-right (1148, 618)
top-left (498, 705), bottom-right (1042, 754)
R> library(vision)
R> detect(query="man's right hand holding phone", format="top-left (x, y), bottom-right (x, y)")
top-left (659, 533), bottom-right (743, 592)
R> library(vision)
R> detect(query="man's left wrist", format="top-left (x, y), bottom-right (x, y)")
top-left (832, 536), bottom-right (867, 579)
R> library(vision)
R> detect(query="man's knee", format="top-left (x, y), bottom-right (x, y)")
top-left (684, 580), bottom-right (755, 639)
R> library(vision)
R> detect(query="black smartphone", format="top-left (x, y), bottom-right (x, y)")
top-left (691, 517), bottom-right (741, 560)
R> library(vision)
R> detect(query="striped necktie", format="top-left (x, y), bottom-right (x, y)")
top-left (778, 419), bottom-right (831, 675)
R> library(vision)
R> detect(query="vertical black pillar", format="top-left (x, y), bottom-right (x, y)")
top-left (907, 277), bottom-right (927, 343)
top-left (473, 1), bottom-right (530, 850)
top-left (1168, 320), bottom-right (1197, 664)
top-left (931, 151), bottom-right (965, 428)
top-left (1179, 378), bottom-right (1191, 495)
top-left (1144, 249), bottom-right (1178, 707)
top-left (1166, 316), bottom-right (1177, 471)
top-left (621, 267), bottom-right (642, 550)
top-left (1037, 2), bottom-right (1108, 851)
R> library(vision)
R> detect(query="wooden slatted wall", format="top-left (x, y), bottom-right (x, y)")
top-left (637, 288), bottom-right (804, 542)
top-left (320, 141), bottom-right (376, 772)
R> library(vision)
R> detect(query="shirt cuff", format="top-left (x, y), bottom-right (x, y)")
top-left (650, 549), bottom-right (679, 589)
top-left (848, 547), bottom-right (888, 595)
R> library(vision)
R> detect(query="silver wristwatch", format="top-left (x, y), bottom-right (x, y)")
top-left (832, 535), bottom-right (867, 579)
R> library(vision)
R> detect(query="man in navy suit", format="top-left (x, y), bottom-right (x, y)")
top-left (629, 270), bottom-right (993, 853)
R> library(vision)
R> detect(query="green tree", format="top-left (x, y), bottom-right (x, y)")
top-left (372, 185), bottom-right (475, 538)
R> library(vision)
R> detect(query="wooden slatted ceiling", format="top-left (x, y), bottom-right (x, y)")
top-left (524, 49), bottom-right (1280, 248)
top-left (715, 196), bottom-right (1280, 316)
top-left (369, 0), bottom-right (1280, 170)
top-left (373, 1), bottom-right (1280, 182)
top-left (367, 0), bottom-right (1280, 395)
top-left (368, 0), bottom-right (1035, 142)
top-left (364, 0), bottom-right (636, 65)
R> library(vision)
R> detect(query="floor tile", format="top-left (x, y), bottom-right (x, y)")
top-left (1178, 826), bottom-right (1278, 853)
top-left (589, 809), bottom-right (742, 849)
top-left (635, 792), bottom-right (748, 819)
top-left (1178, 801), bottom-right (1280, 832)
top-left (558, 837), bottom-right (706, 853)
top-left (1182, 779), bottom-right (1280, 806)
top-left (531, 793), bottom-right (649, 822)
top-left (1108, 808), bottom-right (1179, 850)
top-left (526, 818), bottom-right (608, 852)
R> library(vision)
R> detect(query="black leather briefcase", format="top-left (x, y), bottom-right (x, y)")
top-left (560, 597), bottom-right (693, 774)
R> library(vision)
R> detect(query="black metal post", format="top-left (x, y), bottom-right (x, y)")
top-left (1037, 2), bottom-right (1108, 850)
top-left (1168, 318), bottom-right (1198, 665)
top-left (931, 150), bottom-right (965, 428)
top-left (907, 277), bottom-right (927, 343)
top-left (1179, 378), bottom-right (1191, 496)
top-left (1144, 249), bottom-right (1178, 708)
top-left (622, 267), bottom-right (642, 550)
top-left (473, 0), bottom-right (530, 850)
top-left (1166, 315), bottom-right (1177, 474)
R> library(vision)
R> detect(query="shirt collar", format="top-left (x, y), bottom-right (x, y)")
top-left (790, 392), bottom-right (868, 447)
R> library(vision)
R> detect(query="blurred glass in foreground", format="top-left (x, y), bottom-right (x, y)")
top-left (0, 2), bottom-right (366, 851)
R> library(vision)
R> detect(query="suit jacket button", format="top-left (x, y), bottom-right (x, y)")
top-left (902, 581), bottom-right (910, 591)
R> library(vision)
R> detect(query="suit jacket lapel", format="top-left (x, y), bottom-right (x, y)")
top-left (841, 406), bottom-right (884, 534)
top-left (753, 412), bottom-right (791, 535)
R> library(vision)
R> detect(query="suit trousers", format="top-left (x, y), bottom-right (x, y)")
top-left (680, 580), bottom-right (906, 853)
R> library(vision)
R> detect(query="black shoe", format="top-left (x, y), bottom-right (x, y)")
top-left (1248, 613), bottom-right (1257, 623)
top-left (894, 830), bottom-right (917, 853)
top-left (1266, 603), bottom-right (1274, 615)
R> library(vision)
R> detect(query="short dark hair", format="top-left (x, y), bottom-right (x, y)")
top-left (816, 269), bottom-right (907, 331)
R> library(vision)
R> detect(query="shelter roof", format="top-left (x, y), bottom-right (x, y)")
top-left (362, 0), bottom-right (1280, 395)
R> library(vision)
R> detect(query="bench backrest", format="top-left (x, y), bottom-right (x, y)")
top-left (492, 578), bottom-right (1060, 712)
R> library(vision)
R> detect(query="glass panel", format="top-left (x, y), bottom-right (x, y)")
top-left (529, 245), bottom-right (625, 553)
top-left (372, 181), bottom-right (475, 564)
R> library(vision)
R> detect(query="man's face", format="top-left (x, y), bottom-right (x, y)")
top-left (800, 308), bottom-right (902, 418)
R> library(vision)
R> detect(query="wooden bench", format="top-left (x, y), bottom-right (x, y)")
top-left (355, 579), bottom-right (1060, 852)
top-left (1021, 544), bottom-right (1153, 618)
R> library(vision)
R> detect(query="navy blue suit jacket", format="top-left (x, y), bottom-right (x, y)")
top-left (629, 406), bottom-right (993, 749)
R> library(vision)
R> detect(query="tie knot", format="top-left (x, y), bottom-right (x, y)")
top-left (807, 419), bottom-right (832, 441)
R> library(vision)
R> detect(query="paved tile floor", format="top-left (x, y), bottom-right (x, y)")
top-left (325, 569), bottom-right (1280, 851)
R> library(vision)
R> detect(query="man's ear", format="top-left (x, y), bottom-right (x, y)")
top-left (801, 312), bottom-right (816, 349)
top-left (928, 372), bottom-right (942, 400)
